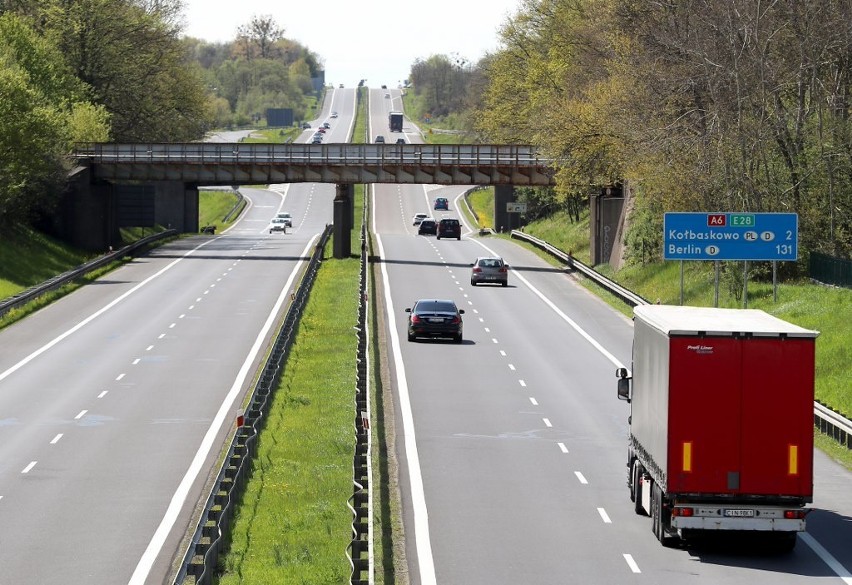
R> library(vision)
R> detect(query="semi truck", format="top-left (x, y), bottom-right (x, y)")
top-left (616, 305), bottom-right (818, 550)
top-left (389, 111), bottom-right (403, 132)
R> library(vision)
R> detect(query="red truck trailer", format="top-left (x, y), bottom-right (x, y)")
top-left (616, 305), bottom-right (818, 550)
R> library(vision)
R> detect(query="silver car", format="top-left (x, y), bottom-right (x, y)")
top-left (470, 256), bottom-right (508, 286)
top-left (269, 218), bottom-right (288, 233)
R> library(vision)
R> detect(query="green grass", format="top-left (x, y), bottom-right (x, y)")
top-left (0, 224), bottom-right (92, 298)
top-left (218, 249), bottom-right (359, 584)
top-left (241, 127), bottom-right (302, 144)
top-left (198, 190), bottom-right (243, 231)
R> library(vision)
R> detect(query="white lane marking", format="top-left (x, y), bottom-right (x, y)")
top-left (116, 374), bottom-right (125, 381)
top-left (196, 297), bottom-right (202, 302)
top-left (800, 532), bottom-right (852, 584)
top-left (508, 364), bottom-right (516, 371)
top-left (179, 314), bottom-right (185, 319)
top-left (623, 554), bottom-right (641, 573)
top-left (146, 345), bottom-right (154, 351)
top-left (132, 359), bottom-right (140, 365)
top-left (129, 234), bottom-right (320, 585)
top-left (21, 461), bottom-right (37, 474)
top-left (543, 418), bottom-right (552, 427)
top-left (492, 338), bottom-right (498, 344)
top-left (519, 379), bottom-right (527, 387)
top-left (473, 309), bottom-right (479, 314)
top-left (75, 410), bottom-right (87, 420)
top-left (98, 391), bottom-right (108, 399)
top-left (471, 240), bottom-right (627, 369)
top-left (51, 434), bottom-right (63, 444)
top-left (0, 238), bottom-right (215, 386)
top-left (169, 323), bottom-right (176, 329)
top-left (597, 508), bottom-right (612, 523)
top-left (375, 226), bottom-right (437, 585)
top-left (499, 350), bottom-right (506, 357)
top-left (575, 471), bottom-right (589, 484)
top-left (479, 317), bottom-right (484, 323)
top-left (529, 397), bottom-right (538, 405)
top-left (189, 305), bottom-right (195, 310)
top-left (558, 442), bottom-right (569, 453)
top-left (484, 327), bottom-right (490, 333)
top-left (158, 334), bottom-right (165, 339)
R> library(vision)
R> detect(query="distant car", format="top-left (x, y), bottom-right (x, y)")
top-left (384, 93), bottom-right (391, 98)
top-left (434, 197), bottom-right (449, 210)
top-left (311, 135), bottom-right (323, 144)
top-left (339, 83), bottom-right (344, 88)
top-left (322, 122), bottom-right (331, 129)
top-left (405, 299), bottom-right (464, 343)
top-left (375, 135), bottom-right (386, 143)
top-left (470, 256), bottom-right (508, 286)
top-left (418, 218), bottom-right (437, 235)
top-left (269, 218), bottom-right (288, 233)
top-left (396, 138), bottom-right (406, 144)
top-left (316, 127), bottom-right (326, 133)
top-left (330, 111), bottom-right (338, 118)
top-left (412, 212), bottom-right (428, 225)
top-left (276, 212), bottom-right (293, 227)
top-left (381, 84), bottom-right (387, 89)
top-left (436, 218), bottom-right (461, 240)
top-left (301, 122), bottom-right (311, 129)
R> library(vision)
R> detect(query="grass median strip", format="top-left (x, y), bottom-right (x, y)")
top-left (218, 248), bottom-right (360, 584)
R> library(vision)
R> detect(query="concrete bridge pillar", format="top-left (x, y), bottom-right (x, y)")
top-left (333, 183), bottom-right (353, 259)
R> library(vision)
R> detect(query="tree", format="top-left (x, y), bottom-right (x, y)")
top-left (40, 0), bottom-right (210, 141)
top-left (0, 12), bottom-right (106, 223)
top-left (235, 15), bottom-right (285, 61)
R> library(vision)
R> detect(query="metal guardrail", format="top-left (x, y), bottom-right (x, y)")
top-left (815, 402), bottom-right (852, 449)
top-left (173, 225), bottom-right (333, 584)
top-left (510, 230), bottom-right (648, 307)
top-left (511, 229), bottom-right (852, 450)
top-left (348, 219), bottom-right (372, 585)
top-left (0, 230), bottom-right (178, 319)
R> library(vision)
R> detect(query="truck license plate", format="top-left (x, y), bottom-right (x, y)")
top-left (724, 509), bottom-right (755, 517)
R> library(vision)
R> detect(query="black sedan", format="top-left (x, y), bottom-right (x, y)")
top-left (405, 299), bottom-right (464, 343)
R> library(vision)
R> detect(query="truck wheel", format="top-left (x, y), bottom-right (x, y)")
top-left (652, 482), bottom-right (678, 547)
top-left (632, 462), bottom-right (646, 516)
top-left (651, 482), bottom-right (662, 541)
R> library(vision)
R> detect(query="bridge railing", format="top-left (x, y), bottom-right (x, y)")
top-left (74, 142), bottom-right (553, 166)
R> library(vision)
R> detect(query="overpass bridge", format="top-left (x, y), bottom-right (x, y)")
top-left (69, 143), bottom-right (558, 257)
top-left (75, 143), bottom-right (557, 186)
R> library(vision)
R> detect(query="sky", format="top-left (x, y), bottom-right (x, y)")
top-left (180, 0), bottom-right (522, 88)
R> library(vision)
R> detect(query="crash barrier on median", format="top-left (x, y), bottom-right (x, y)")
top-left (0, 230), bottom-right (178, 319)
top-left (347, 219), bottom-right (373, 585)
top-left (173, 224), bottom-right (333, 585)
top-left (510, 229), bottom-right (852, 450)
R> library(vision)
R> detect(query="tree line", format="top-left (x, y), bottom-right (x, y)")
top-left (0, 0), bottom-right (319, 226)
top-left (412, 0), bottom-right (852, 267)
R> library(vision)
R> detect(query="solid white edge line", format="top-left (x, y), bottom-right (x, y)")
top-left (128, 234), bottom-right (319, 585)
top-left (800, 532), bottom-right (852, 584)
top-left (374, 192), bottom-right (437, 585)
top-left (470, 239), bottom-right (627, 370)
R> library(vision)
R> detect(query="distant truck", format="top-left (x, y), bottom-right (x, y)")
top-left (616, 305), bottom-right (818, 550)
top-left (389, 112), bottom-right (404, 132)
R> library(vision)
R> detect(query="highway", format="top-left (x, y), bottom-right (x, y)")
top-left (0, 84), bottom-right (849, 585)
top-left (0, 88), bottom-right (355, 585)
top-left (368, 87), bottom-right (852, 584)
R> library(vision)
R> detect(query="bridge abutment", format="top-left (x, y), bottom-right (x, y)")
top-left (333, 183), bottom-right (354, 259)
